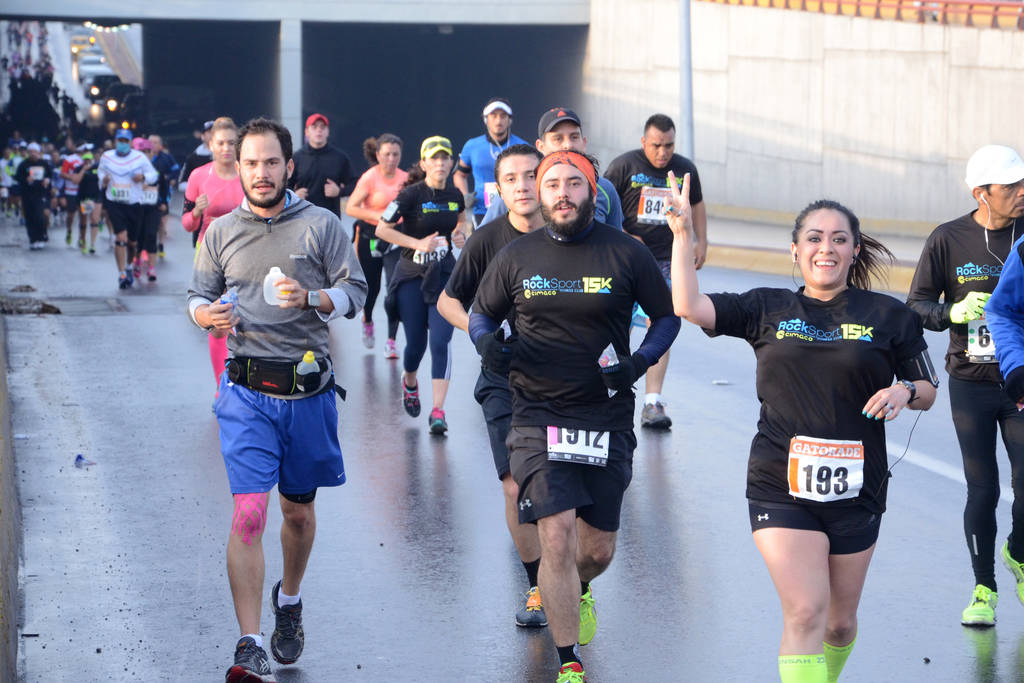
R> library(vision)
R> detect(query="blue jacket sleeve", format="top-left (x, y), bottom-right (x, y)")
top-left (481, 195), bottom-right (508, 225)
top-left (986, 236), bottom-right (1024, 386)
top-left (597, 177), bottom-right (624, 230)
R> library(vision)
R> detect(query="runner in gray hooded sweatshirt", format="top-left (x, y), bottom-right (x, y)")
top-left (186, 117), bottom-right (366, 681)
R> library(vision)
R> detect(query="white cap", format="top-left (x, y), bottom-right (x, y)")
top-left (965, 145), bottom-right (1024, 189)
top-left (482, 100), bottom-right (513, 117)
top-left (26, 142), bottom-right (40, 152)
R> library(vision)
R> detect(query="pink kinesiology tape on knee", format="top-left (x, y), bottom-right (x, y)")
top-left (232, 493), bottom-right (269, 545)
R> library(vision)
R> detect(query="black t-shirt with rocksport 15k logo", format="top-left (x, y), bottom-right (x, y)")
top-left (473, 222), bottom-right (673, 433)
top-left (445, 213), bottom-right (524, 313)
top-left (380, 180), bottom-right (465, 265)
top-left (708, 287), bottom-right (927, 513)
top-left (604, 149), bottom-right (702, 262)
top-left (907, 212), bottom-right (1016, 382)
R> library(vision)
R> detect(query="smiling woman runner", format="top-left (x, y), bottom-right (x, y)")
top-left (374, 136), bottom-right (473, 434)
top-left (668, 175), bottom-right (939, 683)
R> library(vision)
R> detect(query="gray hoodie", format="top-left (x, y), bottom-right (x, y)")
top-left (187, 191), bottom-right (367, 366)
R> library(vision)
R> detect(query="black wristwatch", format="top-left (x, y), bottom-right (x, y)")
top-left (897, 379), bottom-right (917, 403)
top-left (305, 290), bottom-right (321, 310)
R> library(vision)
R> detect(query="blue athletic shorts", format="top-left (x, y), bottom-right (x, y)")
top-left (215, 375), bottom-right (345, 496)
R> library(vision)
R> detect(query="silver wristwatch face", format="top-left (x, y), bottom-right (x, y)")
top-left (307, 291), bottom-right (320, 308)
top-left (900, 379), bottom-right (916, 398)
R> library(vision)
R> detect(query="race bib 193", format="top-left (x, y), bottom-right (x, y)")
top-left (547, 426), bottom-right (609, 467)
top-left (636, 186), bottom-right (672, 224)
top-left (967, 315), bottom-right (997, 363)
top-left (787, 436), bottom-right (863, 503)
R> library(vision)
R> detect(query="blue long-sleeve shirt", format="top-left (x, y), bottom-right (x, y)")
top-left (985, 235), bottom-right (1024, 396)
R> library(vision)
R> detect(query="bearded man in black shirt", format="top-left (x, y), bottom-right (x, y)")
top-left (470, 151), bottom-right (679, 682)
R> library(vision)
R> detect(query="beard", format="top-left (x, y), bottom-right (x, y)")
top-left (541, 195), bottom-right (595, 239)
top-left (243, 181), bottom-right (287, 209)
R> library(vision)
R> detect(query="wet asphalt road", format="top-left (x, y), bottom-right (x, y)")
top-left (2, 209), bottom-right (1023, 682)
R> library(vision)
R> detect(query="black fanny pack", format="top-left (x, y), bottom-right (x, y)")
top-left (226, 356), bottom-right (329, 395)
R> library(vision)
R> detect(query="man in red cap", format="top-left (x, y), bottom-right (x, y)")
top-left (289, 113), bottom-right (356, 217)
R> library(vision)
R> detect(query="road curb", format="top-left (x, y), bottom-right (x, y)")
top-left (705, 244), bottom-right (917, 295)
top-left (0, 317), bottom-right (20, 683)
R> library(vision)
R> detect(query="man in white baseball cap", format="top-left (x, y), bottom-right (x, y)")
top-left (966, 145), bottom-right (1024, 191)
top-left (453, 97), bottom-right (529, 225)
top-left (908, 143), bottom-right (1024, 628)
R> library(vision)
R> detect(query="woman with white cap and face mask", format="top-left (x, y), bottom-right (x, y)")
top-left (908, 144), bottom-right (1024, 628)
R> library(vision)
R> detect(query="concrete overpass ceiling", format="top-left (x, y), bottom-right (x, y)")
top-left (1, 1), bottom-right (590, 25)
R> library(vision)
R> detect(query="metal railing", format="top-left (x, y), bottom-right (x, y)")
top-left (698, 0), bottom-right (1024, 29)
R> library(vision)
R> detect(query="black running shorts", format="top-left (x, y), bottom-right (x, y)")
top-left (473, 367), bottom-right (513, 480)
top-left (748, 499), bottom-right (881, 555)
top-left (507, 425), bottom-right (635, 532)
top-left (105, 201), bottom-right (143, 242)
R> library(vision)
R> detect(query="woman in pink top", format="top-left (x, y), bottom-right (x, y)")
top-left (346, 134), bottom-right (408, 357)
top-left (181, 117), bottom-right (244, 395)
top-left (182, 117), bottom-right (244, 243)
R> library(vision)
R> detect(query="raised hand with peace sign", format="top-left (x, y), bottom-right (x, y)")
top-left (668, 170), bottom-right (716, 328)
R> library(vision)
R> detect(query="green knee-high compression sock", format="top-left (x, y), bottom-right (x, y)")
top-left (778, 654), bottom-right (827, 682)
top-left (823, 638), bottom-right (856, 682)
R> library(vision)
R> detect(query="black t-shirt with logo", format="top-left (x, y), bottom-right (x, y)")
top-left (445, 213), bottom-right (524, 312)
top-left (708, 287), bottom-right (927, 513)
top-left (380, 180), bottom-right (465, 284)
top-left (473, 222), bottom-right (673, 432)
top-left (604, 148), bottom-right (703, 261)
top-left (907, 212), bottom-right (1015, 382)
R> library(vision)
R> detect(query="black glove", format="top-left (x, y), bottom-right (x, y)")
top-left (475, 328), bottom-right (517, 375)
top-left (600, 352), bottom-right (650, 393)
top-left (1006, 366), bottom-right (1024, 406)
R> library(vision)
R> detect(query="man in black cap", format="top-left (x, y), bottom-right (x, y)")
top-left (179, 120), bottom-right (214, 247)
top-left (289, 113), bottom-right (356, 218)
top-left (481, 107), bottom-right (623, 230)
top-left (179, 120), bottom-right (214, 187)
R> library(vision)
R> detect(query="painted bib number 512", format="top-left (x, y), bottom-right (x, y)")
top-left (547, 426), bottom-right (609, 467)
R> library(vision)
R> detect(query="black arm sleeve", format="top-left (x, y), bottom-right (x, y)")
top-left (906, 232), bottom-right (952, 331)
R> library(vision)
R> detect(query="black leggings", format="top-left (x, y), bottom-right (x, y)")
top-left (395, 278), bottom-right (453, 379)
top-left (949, 376), bottom-right (1024, 590)
top-left (140, 204), bottom-right (160, 254)
top-left (355, 232), bottom-right (399, 339)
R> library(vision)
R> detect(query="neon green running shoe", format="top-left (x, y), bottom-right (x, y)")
top-left (556, 662), bottom-right (586, 682)
top-left (578, 587), bottom-right (596, 645)
top-left (961, 584), bottom-right (997, 626)
top-left (1001, 541), bottom-right (1024, 606)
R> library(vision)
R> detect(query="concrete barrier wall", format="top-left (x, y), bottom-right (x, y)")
top-left (582, 0), bottom-right (1024, 226)
top-left (0, 318), bottom-right (20, 682)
